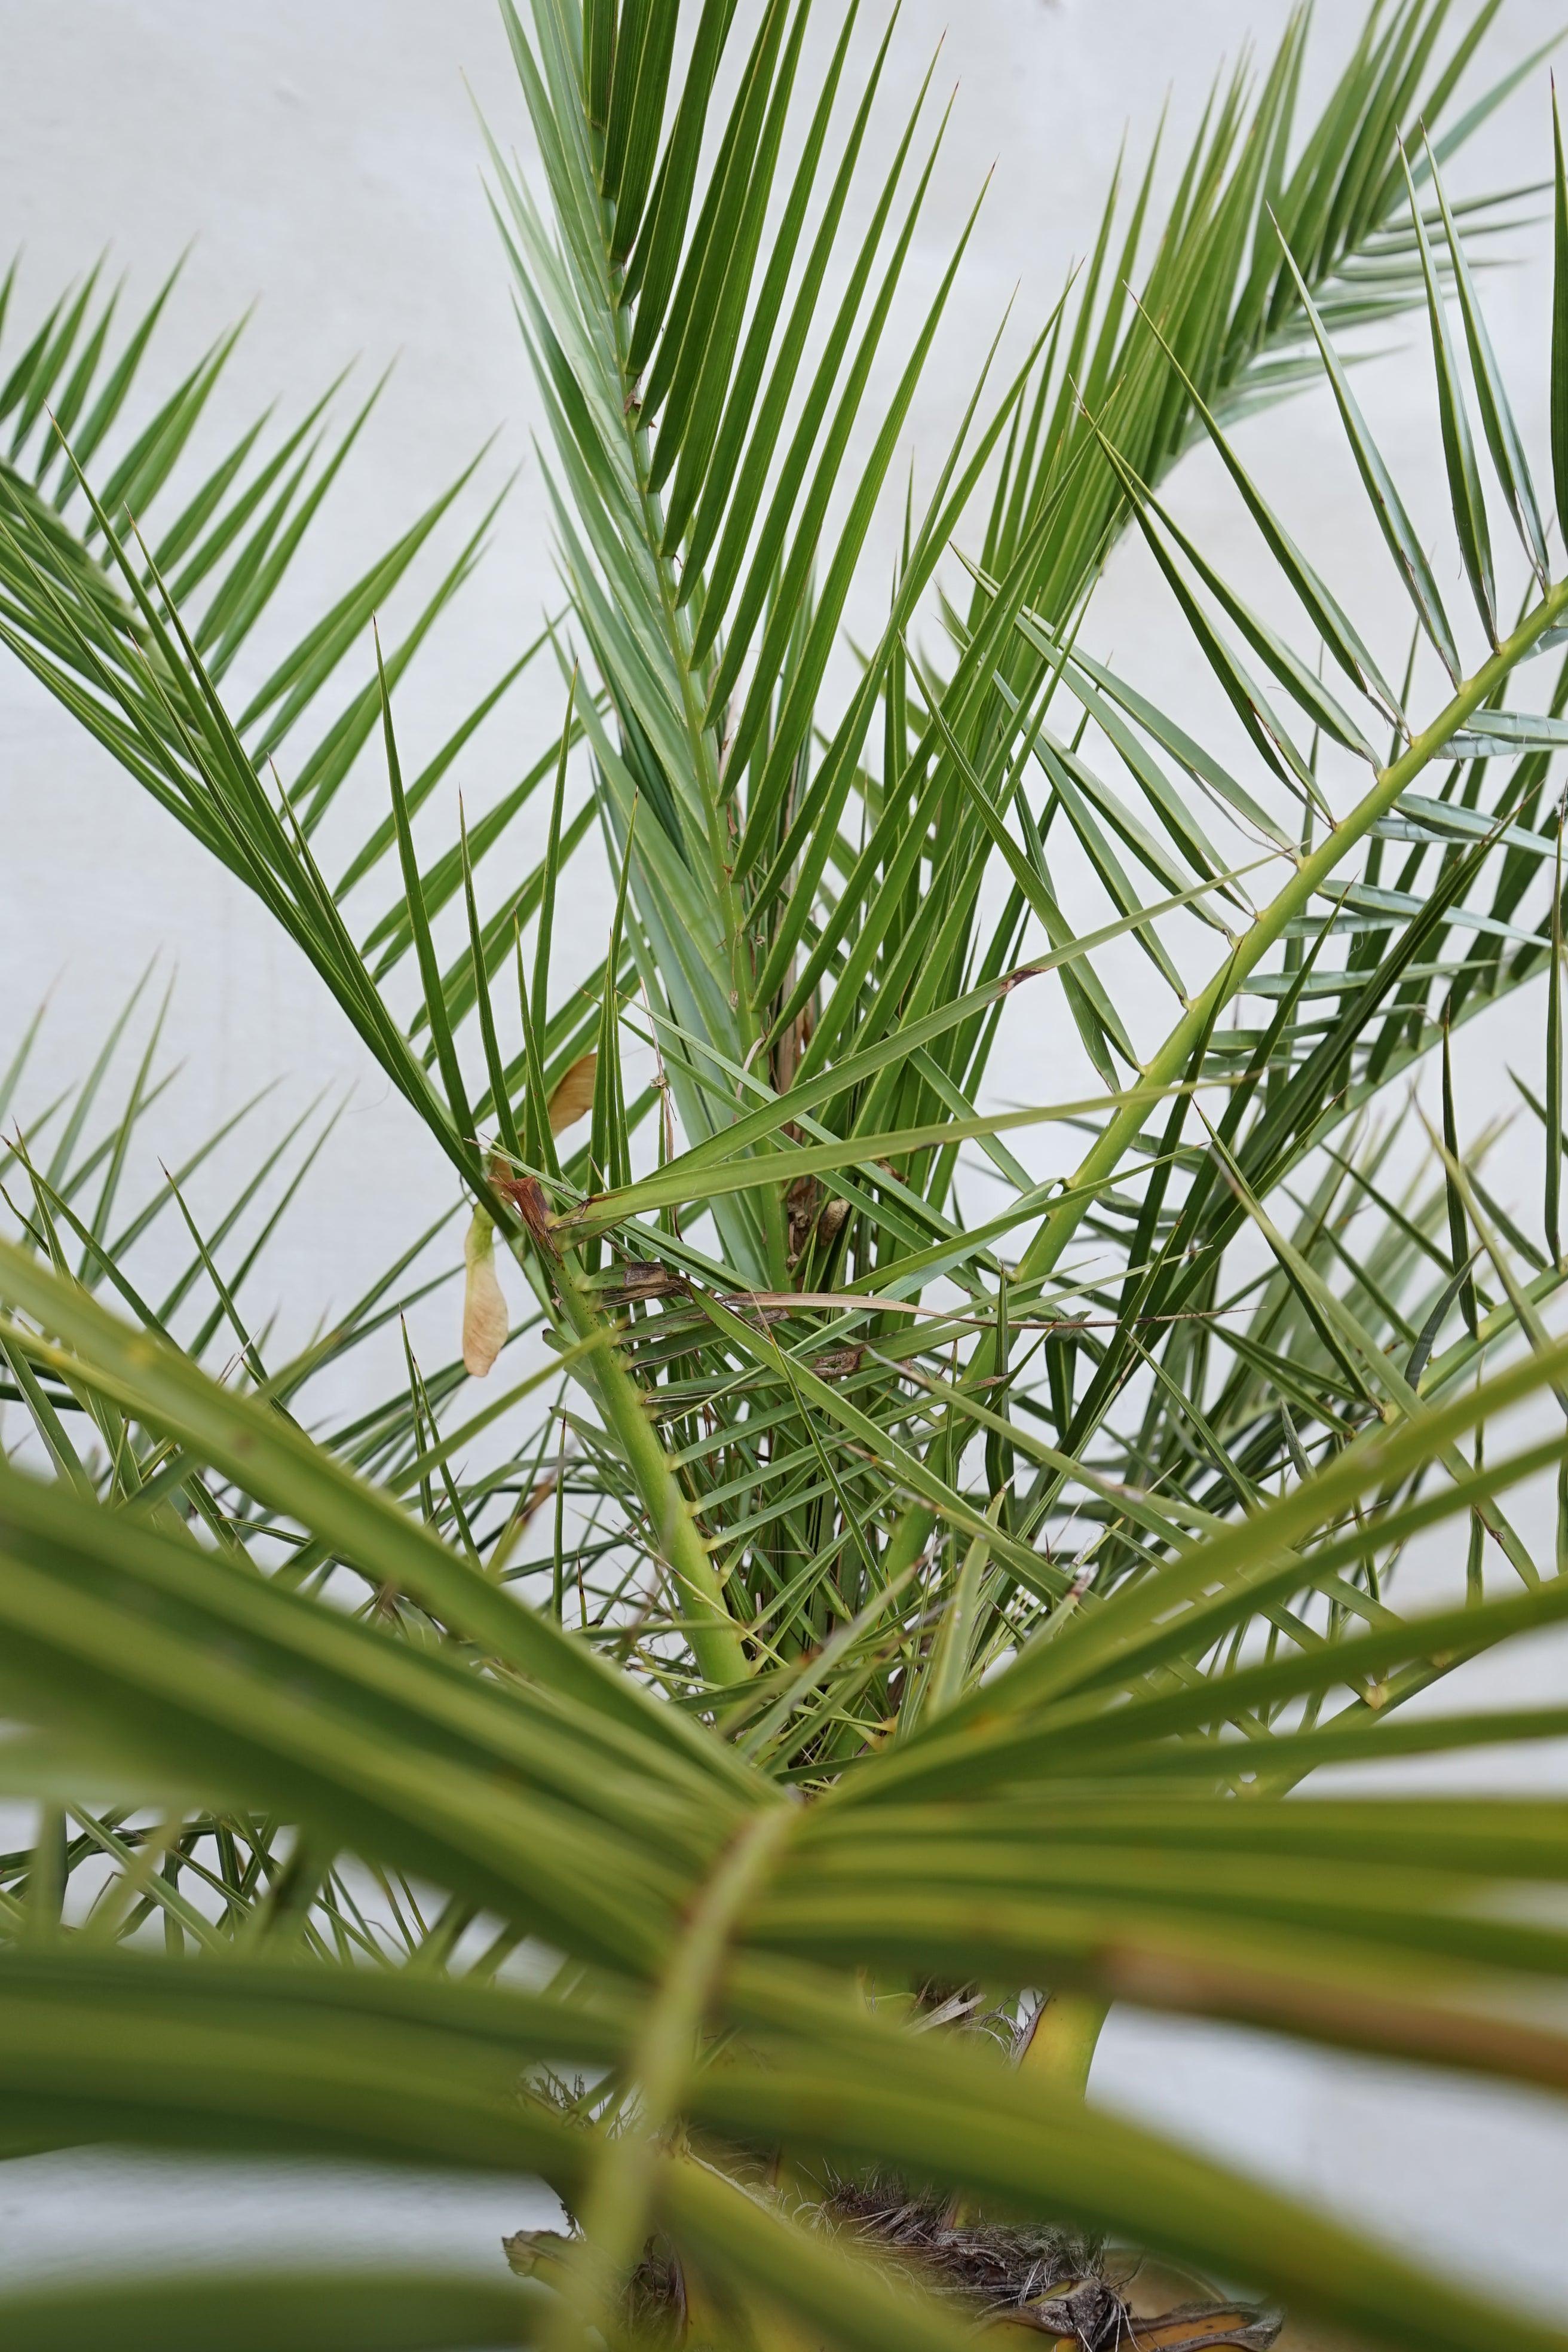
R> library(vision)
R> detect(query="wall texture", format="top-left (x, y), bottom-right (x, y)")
top-left (2, 0), bottom-right (1567, 2310)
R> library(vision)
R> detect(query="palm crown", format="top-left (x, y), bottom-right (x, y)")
top-left (3, 2), bottom-right (1568, 2347)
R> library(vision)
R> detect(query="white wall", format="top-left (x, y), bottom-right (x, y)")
top-left (2, 0), bottom-right (1567, 2314)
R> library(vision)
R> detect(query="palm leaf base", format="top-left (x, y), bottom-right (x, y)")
top-left (504, 2188), bottom-right (1284, 2348)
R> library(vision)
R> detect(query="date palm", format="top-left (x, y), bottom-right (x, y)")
top-left (3, 2), bottom-right (1568, 2347)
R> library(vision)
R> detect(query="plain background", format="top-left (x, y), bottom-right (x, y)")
top-left (4, 0), bottom-right (1568, 2314)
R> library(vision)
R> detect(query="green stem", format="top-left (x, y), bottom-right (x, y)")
top-left (547, 1802), bottom-right (794, 2351)
top-left (1018, 1991), bottom-right (1111, 2102)
top-left (546, 1243), bottom-right (752, 1691)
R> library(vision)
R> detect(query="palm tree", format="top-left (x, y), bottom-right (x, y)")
top-left (2, 1), bottom-right (1568, 2345)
